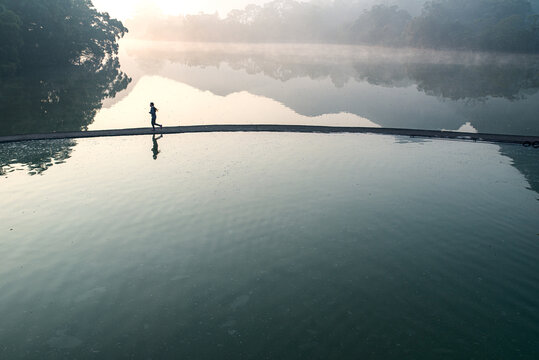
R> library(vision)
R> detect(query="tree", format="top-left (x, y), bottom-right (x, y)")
top-left (0, 0), bottom-right (127, 72)
top-left (350, 5), bottom-right (412, 46)
top-left (407, 0), bottom-right (539, 52)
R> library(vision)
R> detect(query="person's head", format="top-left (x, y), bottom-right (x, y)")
top-left (150, 102), bottom-right (154, 107)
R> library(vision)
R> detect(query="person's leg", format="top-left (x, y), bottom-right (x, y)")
top-left (151, 117), bottom-right (156, 130)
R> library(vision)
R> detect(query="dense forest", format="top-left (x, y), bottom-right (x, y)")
top-left (128, 0), bottom-right (539, 53)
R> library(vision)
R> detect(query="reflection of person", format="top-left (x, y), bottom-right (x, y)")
top-left (151, 133), bottom-right (162, 160)
top-left (149, 102), bottom-right (162, 131)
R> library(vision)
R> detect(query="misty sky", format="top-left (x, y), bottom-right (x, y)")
top-left (91, 0), bottom-right (272, 19)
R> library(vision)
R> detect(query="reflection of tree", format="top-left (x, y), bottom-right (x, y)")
top-left (499, 144), bottom-right (539, 196)
top-left (230, 59), bottom-right (342, 84)
top-left (0, 139), bottom-right (75, 176)
top-left (0, 56), bottom-right (130, 176)
top-left (0, 58), bottom-right (130, 136)
top-left (353, 61), bottom-right (539, 103)
top-left (133, 43), bottom-right (539, 100)
top-left (353, 62), bottom-right (411, 87)
top-left (407, 63), bottom-right (539, 101)
top-left (0, 0), bottom-right (130, 176)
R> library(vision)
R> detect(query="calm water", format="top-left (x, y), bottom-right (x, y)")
top-left (1, 40), bottom-right (539, 358)
top-left (1, 133), bottom-right (539, 359)
top-left (93, 41), bottom-right (539, 135)
top-left (1, 41), bottom-right (538, 136)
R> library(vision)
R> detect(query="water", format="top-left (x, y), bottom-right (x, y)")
top-left (1, 40), bottom-right (538, 358)
top-left (91, 41), bottom-right (539, 135)
top-left (1, 133), bottom-right (538, 359)
top-left (1, 41), bottom-right (538, 136)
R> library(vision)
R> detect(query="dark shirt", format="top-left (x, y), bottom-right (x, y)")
top-left (150, 106), bottom-right (157, 118)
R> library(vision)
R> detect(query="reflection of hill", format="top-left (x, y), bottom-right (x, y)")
top-left (120, 42), bottom-right (539, 135)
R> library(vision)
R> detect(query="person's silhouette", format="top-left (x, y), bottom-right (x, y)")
top-left (149, 102), bottom-right (162, 131)
top-left (151, 133), bottom-right (162, 160)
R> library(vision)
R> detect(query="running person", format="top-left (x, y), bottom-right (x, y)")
top-left (149, 102), bottom-right (162, 131)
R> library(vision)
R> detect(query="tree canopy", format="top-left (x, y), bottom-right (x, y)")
top-left (350, 5), bottom-right (412, 46)
top-left (408, 0), bottom-right (539, 52)
top-left (0, 0), bottom-right (127, 76)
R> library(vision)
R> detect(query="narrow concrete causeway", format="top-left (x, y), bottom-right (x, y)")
top-left (1, 125), bottom-right (539, 146)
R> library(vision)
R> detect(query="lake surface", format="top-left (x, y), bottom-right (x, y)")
top-left (1, 40), bottom-right (538, 136)
top-left (1, 133), bottom-right (539, 359)
top-left (1, 41), bottom-right (539, 358)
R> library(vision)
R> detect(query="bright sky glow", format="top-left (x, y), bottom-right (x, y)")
top-left (91, 0), bottom-right (271, 19)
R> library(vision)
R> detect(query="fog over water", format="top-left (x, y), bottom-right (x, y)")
top-left (90, 39), bottom-right (539, 136)
top-left (123, 0), bottom-right (539, 52)
top-left (91, 0), bottom-right (426, 19)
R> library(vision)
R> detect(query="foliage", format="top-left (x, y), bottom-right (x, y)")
top-left (0, 0), bottom-right (127, 74)
top-left (0, 50), bottom-right (130, 173)
top-left (128, 0), bottom-right (365, 43)
top-left (349, 5), bottom-right (412, 46)
top-left (407, 0), bottom-right (539, 52)
top-left (126, 0), bottom-right (539, 53)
